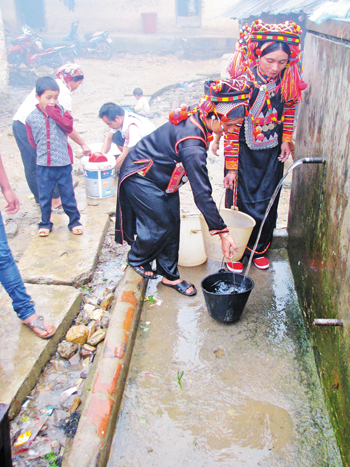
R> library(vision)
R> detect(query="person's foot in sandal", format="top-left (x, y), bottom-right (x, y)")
top-left (22, 314), bottom-right (56, 339)
top-left (162, 278), bottom-right (197, 296)
top-left (71, 226), bottom-right (83, 235)
top-left (132, 264), bottom-right (158, 279)
top-left (38, 228), bottom-right (51, 237)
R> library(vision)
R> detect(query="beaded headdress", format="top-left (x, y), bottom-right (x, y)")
top-left (169, 76), bottom-right (252, 126)
top-left (226, 20), bottom-right (306, 102)
top-left (200, 76), bottom-right (251, 121)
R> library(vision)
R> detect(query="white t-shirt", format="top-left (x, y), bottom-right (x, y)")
top-left (120, 111), bottom-right (156, 148)
top-left (13, 79), bottom-right (72, 124)
top-left (134, 96), bottom-right (150, 116)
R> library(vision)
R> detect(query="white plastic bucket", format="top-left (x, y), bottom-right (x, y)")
top-left (200, 208), bottom-right (256, 262)
top-left (178, 216), bottom-right (207, 267)
top-left (81, 154), bottom-right (116, 199)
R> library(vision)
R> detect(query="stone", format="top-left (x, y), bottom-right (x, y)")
top-left (87, 322), bottom-right (96, 341)
top-left (5, 223), bottom-right (18, 239)
top-left (69, 352), bottom-right (81, 365)
top-left (90, 309), bottom-right (104, 321)
top-left (87, 297), bottom-right (98, 306)
top-left (80, 349), bottom-right (93, 358)
top-left (83, 344), bottom-right (96, 352)
top-left (100, 315), bottom-right (110, 329)
top-left (83, 304), bottom-right (96, 314)
top-left (70, 396), bottom-right (81, 413)
top-left (65, 325), bottom-right (89, 345)
top-left (75, 312), bottom-right (90, 326)
top-left (87, 329), bottom-right (106, 346)
top-left (57, 341), bottom-right (78, 360)
top-left (100, 293), bottom-right (114, 311)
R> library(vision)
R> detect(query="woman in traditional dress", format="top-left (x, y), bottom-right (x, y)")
top-left (115, 77), bottom-right (251, 296)
top-left (215, 20), bottom-right (306, 272)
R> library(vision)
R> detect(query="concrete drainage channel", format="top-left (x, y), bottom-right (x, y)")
top-left (5, 211), bottom-right (132, 466)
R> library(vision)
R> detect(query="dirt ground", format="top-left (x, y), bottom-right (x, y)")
top-left (0, 53), bottom-right (291, 259)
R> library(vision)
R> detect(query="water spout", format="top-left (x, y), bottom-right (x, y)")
top-left (243, 158), bottom-right (326, 280)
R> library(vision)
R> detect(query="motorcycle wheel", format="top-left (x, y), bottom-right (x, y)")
top-left (94, 40), bottom-right (112, 60)
top-left (51, 51), bottom-right (75, 69)
top-left (7, 50), bottom-right (24, 68)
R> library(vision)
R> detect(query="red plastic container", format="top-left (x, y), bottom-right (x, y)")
top-left (141, 12), bottom-right (157, 33)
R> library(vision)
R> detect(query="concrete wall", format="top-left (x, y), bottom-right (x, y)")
top-left (0, 0), bottom-right (237, 36)
top-left (288, 19), bottom-right (350, 466)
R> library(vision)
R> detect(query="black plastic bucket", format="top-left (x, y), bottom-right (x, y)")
top-left (201, 271), bottom-right (254, 323)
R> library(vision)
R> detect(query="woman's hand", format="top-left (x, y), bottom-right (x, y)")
top-left (223, 171), bottom-right (237, 190)
top-left (219, 233), bottom-right (238, 259)
top-left (211, 140), bottom-right (220, 156)
top-left (279, 141), bottom-right (294, 162)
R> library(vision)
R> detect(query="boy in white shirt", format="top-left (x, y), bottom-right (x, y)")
top-left (133, 88), bottom-right (150, 116)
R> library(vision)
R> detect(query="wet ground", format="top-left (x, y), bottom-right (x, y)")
top-left (1, 54), bottom-right (294, 465)
top-left (107, 252), bottom-right (342, 467)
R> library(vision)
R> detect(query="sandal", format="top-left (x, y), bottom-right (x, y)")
top-left (71, 226), bottom-right (83, 235)
top-left (22, 315), bottom-right (56, 339)
top-left (162, 280), bottom-right (197, 296)
top-left (132, 264), bottom-right (158, 280)
top-left (38, 228), bottom-right (51, 237)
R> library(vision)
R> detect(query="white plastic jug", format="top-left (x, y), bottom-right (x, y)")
top-left (178, 216), bottom-right (207, 267)
top-left (200, 208), bottom-right (256, 262)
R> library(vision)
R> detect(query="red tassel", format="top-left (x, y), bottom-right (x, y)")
top-left (226, 50), bottom-right (242, 78)
top-left (281, 62), bottom-right (306, 102)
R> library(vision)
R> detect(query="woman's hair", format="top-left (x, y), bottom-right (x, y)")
top-left (72, 75), bottom-right (84, 82)
top-left (260, 41), bottom-right (291, 58)
top-left (98, 102), bottom-right (125, 120)
top-left (207, 105), bottom-right (246, 120)
top-left (36, 76), bottom-right (59, 96)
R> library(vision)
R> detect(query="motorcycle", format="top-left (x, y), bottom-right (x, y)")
top-left (7, 24), bottom-right (76, 69)
top-left (63, 21), bottom-right (113, 60)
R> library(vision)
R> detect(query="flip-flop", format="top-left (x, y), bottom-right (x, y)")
top-left (38, 228), bottom-right (51, 237)
top-left (132, 265), bottom-right (158, 280)
top-left (23, 315), bottom-right (56, 339)
top-left (162, 280), bottom-right (197, 296)
top-left (71, 226), bottom-right (83, 235)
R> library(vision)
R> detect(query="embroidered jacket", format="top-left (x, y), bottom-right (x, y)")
top-left (224, 66), bottom-right (297, 170)
top-left (26, 104), bottom-right (73, 167)
top-left (117, 112), bottom-right (228, 242)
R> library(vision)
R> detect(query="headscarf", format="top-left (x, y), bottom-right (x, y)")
top-left (55, 64), bottom-right (84, 91)
top-left (226, 20), bottom-right (306, 102)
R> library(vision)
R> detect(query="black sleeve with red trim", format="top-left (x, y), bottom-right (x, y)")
top-left (177, 138), bottom-right (227, 233)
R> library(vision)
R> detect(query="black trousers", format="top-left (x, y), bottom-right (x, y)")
top-left (12, 120), bottom-right (60, 203)
top-left (121, 175), bottom-right (180, 281)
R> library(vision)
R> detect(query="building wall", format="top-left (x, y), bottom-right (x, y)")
top-left (0, 0), bottom-right (237, 36)
top-left (288, 19), bottom-right (350, 466)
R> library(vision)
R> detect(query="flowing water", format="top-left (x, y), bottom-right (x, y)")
top-left (107, 254), bottom-right (342, 467)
